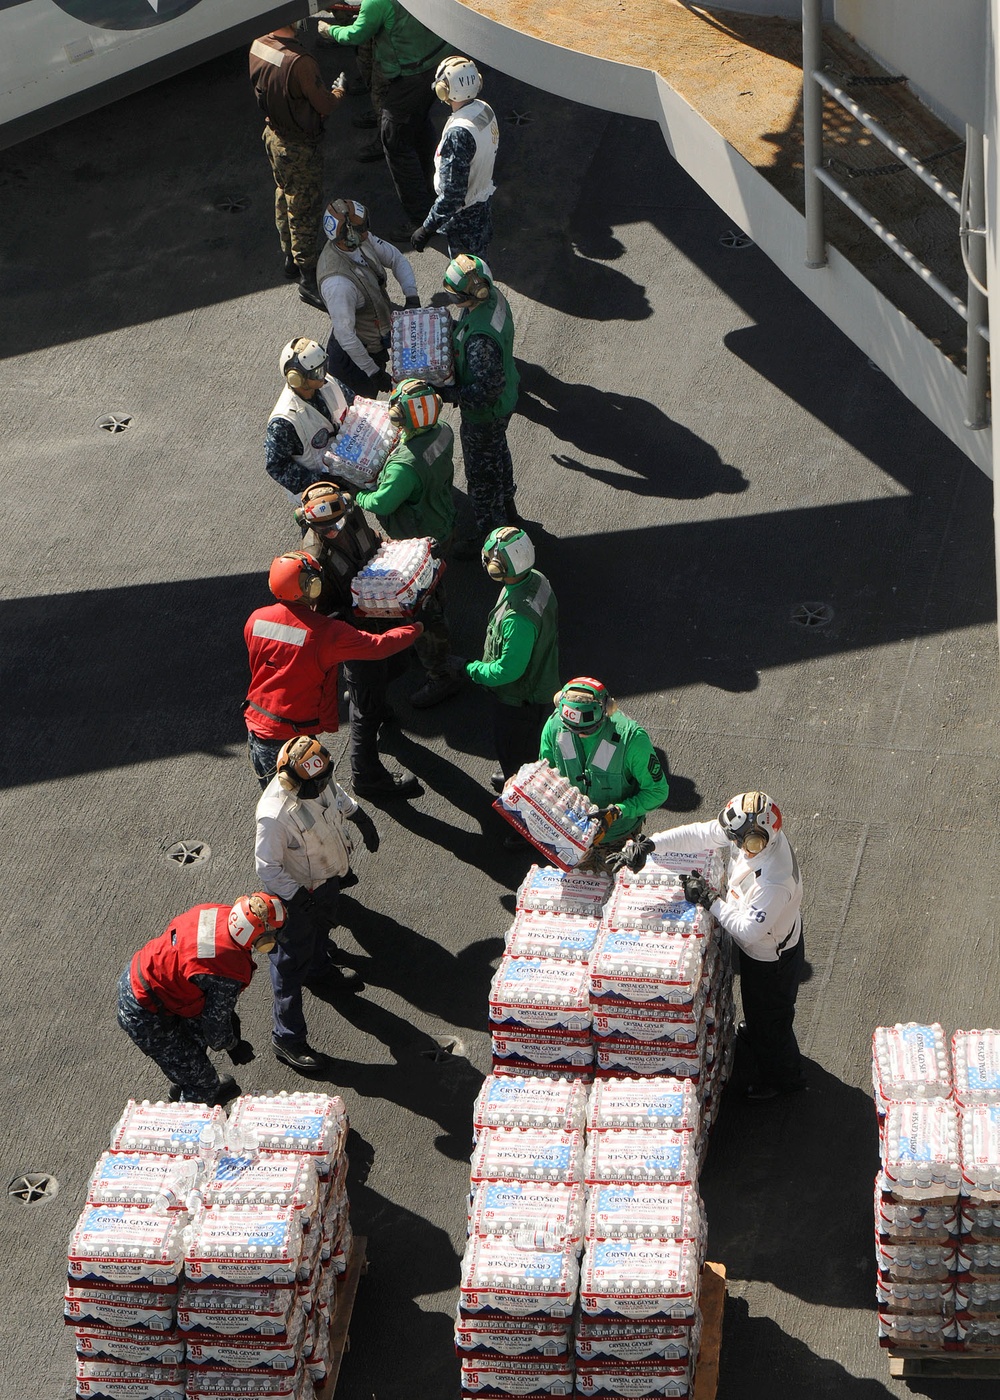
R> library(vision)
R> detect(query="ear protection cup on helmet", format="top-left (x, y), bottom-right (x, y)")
top-left (486, 555), bottom-right (505, 581)
top-left (719, 790), bottom-right (781, 854)
top-left (282, 337), bottom-right (327, 390)
top-left (434, 77), bottom-right (450, 101)
top-left (276, 736), bottom-right (331, 792)
top-left (387, 402), bottom-right (405, 427)
top-left (268, 551), bottom-right (324, 604)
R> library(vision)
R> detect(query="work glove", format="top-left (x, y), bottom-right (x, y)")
top-left (226, 1013), bottom-right (255, 1065)
top-left (682, 871), bottom-right (716, 910)
top-left (609, 835), bottom-right (655, 875)
top-left (366, 367), bottom-right (392, 395)
top-left (592, 806), bottom-right (623, 846)
top-left (288, 887), bottom-right (316, 917)
top-left (403, 295), bottom-right (421, 309)
top-left (436, 382), bottom-right (459, 405)
top-left (348, 807), bottom-right (380, 852)
top-left (410, 226), bottom-right (431, 253)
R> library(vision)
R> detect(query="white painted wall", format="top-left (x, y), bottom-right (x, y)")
top-left (835, 0), bottom-right (987, 135)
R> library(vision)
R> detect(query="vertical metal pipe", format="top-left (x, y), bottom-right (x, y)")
top-left (802, 0), bottom-right (827, 268)
top-left (965, 125), bottom-right (989, 429)
top-left (987, 2), bottom-right (1000, 663)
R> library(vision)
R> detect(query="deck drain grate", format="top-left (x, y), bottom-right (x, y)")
top-left (791, 602), bottom-right (834, 629)
top-left (506, 110), bottom-right (533, 125)
top-left (165, 840), bottom-right (212, 866)
top-left (96, 414), bottom-right (132, 432)
top-left (215, 197), bottom-right (250, 213)
top-left (421, 1034), bottom-right (463, 1064)
top-left (8, 1173), bottom-right (58, 1205)
top-left (719, 230), bottom-right (754, 249)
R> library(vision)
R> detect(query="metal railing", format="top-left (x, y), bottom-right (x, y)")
top-left (801, 0), bottom-right (988, 429)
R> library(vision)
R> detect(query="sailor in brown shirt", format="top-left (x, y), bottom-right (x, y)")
top-left (249, 26), bottom-right (346, 309)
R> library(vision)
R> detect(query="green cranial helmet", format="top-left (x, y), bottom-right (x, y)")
top-left (442, 253), bottom-right (493, 303)
top-left (482, 526), bottom-right (534, 582)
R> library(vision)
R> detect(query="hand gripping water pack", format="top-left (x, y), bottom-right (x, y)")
top-left (65, 1285), bottom-right (178, 1333)
top-left (573, 1360), bottom-right (692, 1398)
top-left (469, 1128), bottom-right (585, 1188)
top-left (460, 1356), bottom-right (574, 1396)
top-left (109, 1102), bottom-right (225, 1159)
top-left (959, 1102), bottom-right (1000, 1198)
top-left (505, 909), bottom-right (602, 964)
top-left (75, 1361), bottom-right (186, 1399)
top-left (469, 1182), bottom-right (585, 1246)
top-left (588, 1080), bottom-right (702, 1135)
top-left (68, 1207), bottom-right (189, 1286)
top-left (454, 1313), bottom-right (572, 1360)
top-left (183, 1207), bottom-right (304, 1286)
top-left (517, 865), bottom-right (611, 918)
top-left (584, 1131), bottom-right (699, 1189)
top-left (579, 1238), bottom-right (702, 1321)
top-left (872, 1024), bottom-right (951, 1110)
top-left (459, 1234), bottom-right (580, 1318)
top-left (74, 1329), bottom-right (185, 1365)
top-left (575, 1317), bottom-right (701, 1365)
top-left (585, 1185), bottom-right (705, 1243)
top-left (321, 396), bottom-right (398, 487)
top-left (882, 1100), bottom-right (961, 1197)
top-left (603, 883), bottom-right (710, 939)
top-left (390, 306), bottom-right (454, 385)
top-left (226, 1093), bottom-right (348, 1174)
top-left (617, 846), bottom-right (725, 891)
top-left (953, 1030), bottom-right (1000, 1105)
top-left (589, 929), bottom-right (707, 1008)
top-left (350, 537), bottom-right (443, 617)
top-left (473, 1077), bottom-right (589, 1136)
top-left (201, 1155), bottom-right (320, 1227)
top-left (177, 1285), bottom-right (297, 1336)
top-left (490, 957), bottom-right (593, 1033)
top-left (86, 1153), bottom-right (204, 1211)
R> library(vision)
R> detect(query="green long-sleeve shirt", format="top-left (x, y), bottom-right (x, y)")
top-left (466, 612), bottom-right (536, 688)
top-left (538, 710), bottom-right (669, 843)
top-left (320, 0), bottom-right (448, 80)
top-left (355, 458), bottom-right (418, 520)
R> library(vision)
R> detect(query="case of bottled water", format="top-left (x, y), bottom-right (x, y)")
top-left (505, 909), bottom-right (602, 963)
top-left (183, 1207), bottom-right (304, 1286)
top-left (473, 1077), bottom-right (589, 1136)
top-left (953, 1030), bottom-right (1000, 1106)
top-left (962, 1205), bottom-right (1000, 1239)
top-left (579, 1238), bottom-right (703, 1321)
top-left (226, 1093), bottom-right (348, 1174)
top-left (350, 536), bottom-right (443, 617)
top-left (585, 1185), bottom-right (704, 1244)
top-left (177, 1285), bottom-right (297, 1337)
top-left (75, 1360), bottom-right (186, 1398)
top-left (184, 1365), bottom-right (309, 1396)
top-left (68, 1206), bottom-right (189, 1286)
top-left (517, 865), bottom-right (611, 918)
top-left (584, 1131), bottom-right (699, 1188)
top-left (594, 1038), bottom-right (708, 1085)
top-left (491, 1030), bottom-right (595, 1078)
top-left (184, 1313), bottom-right (306, 1371)
top-left (65, 1285), bottom-right (178, 1333)
top-left (589, 930), bottom-right (707, 1009)
top-left (955, 1316), bottom-right (1000, 1350)
top-left (955, 1279), bottom-right (1000, 1315)
top-left (201, 1155), bottom-right (320, 1227)
top-left (109, 1101), bottom-right (225, 1159)
top-left (86, 1153), bottom-right (203, 1211)
top-left (588, 1081), bottom-right (702, 1135)
top-left (875, 1277), bottom-right (955, 1314)
top-left (603, 885), bottom-right (709, 939)
top-left (872, 1024), bottom-right (952, 1110)
top-left (882, 1100), bottom-right (961, 1196)
top-left (592, 1006), bottom-right (706, 1048)
top-left (959, 1102), bottom-right (1000, 1197)
top-left (573, 1360), bottom-right (692, 1397)
top-left (958, 1243), bottom-right (1000, 1278)
top-left (618, 847), bottom-right (725, 891)
top-left (490, 957), bottom-right (593, 1033)
top-left (321, 396), bottom-right (398, 487)
top-left (74, 1328), bottom-right (185, 1365)
top-left (469, 1182), bottom-right (585, 1245)
top-left (460, 1356), bottom-right (574, 1395)
top-left (497, 762), bottom-right (601, 871)
top-left (876, 1181), bottom-right (958, 1244)
top-left (454, 1313), bottom-right (572, 1359)
top-left (469, 1128), bottom-right (585, 1188)
top-left (876, 1241), bottom-right (957, 1283)
top-left (459, 1235), bottom-right (580, 1317)
top-left (390, 306), bottom-right (454, 385)
top-left (575, 1318), bottom-right (700, 1365)
top-left (877, 1310), bottom-right (956, 1348)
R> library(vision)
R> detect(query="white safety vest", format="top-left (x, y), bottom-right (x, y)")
top-left (268, 380), bottom-right (351, 504)
top-left (255, 779), bottom-right (357, 892)
top-left (434, 100), bottom-right (498, 209)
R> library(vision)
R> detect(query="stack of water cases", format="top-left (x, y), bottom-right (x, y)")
top-left (350, 537), bottom-right (444, 618)
top-left (590, 846), bottom-right (734, 1131)
top-left (459, 1076), bottom-right (589, 1398)
top-left (496, 763), bottom-right (601, 871)
top-left (67, 1093), bottom-right (351, 1400)
top-left (322, 396), bottom-right (398, 488)
top-left (389, 307), bottom-right (455, 385)
top-left (873, 1024), bottom-right (1000, 1355)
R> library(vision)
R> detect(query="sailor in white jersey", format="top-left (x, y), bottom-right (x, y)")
top-left (410, 56), bottom-right (498, 259)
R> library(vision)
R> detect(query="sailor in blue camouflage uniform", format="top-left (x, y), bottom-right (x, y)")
top-left (410, 57), bottom-right (499, 259)
top-left (266, 338), bottom-right (356, 507)
top-left (440, 254), bottom-right (520, 555)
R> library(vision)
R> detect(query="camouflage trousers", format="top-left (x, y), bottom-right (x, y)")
top-left (355, 41), bottom-right (390, 118)
top-left (116, 968), bottom-right (221, 1102)
top-left (262, 127), bottom-right (324, 271)
top-left (460, 412), bottom-right (516, 534)
top-left (415, 582), bottom-right (452, 678)
top-left (442, 199), bottom-right (493, 260)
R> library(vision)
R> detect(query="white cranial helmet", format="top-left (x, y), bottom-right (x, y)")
top-left (434, 55), bottom-right (482, 102)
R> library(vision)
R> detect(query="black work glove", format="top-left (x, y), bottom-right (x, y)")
top-left (226, 1012), bottom-right (255, 1065)
top-left (288, 887), bottom-right (316, 917)
top-left (366, 367), bottom-right (392, 395)
top-left (403, 294), bottom-right (421, 309)
top-left (436, 382), bottom-right (459, 405)
top-left (682, 871), bottom-right (716, 910)
top-left (592, 806), bottom-right (623, 847)
top-left (410, 227), bottom-right (431, 253)
top-left (609, 835), bottom-right (655, 875)
top-left (348, 807), bottom-right (380, 852)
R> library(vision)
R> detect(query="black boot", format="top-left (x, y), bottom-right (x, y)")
top-left (283, 251), bottom-right (298, 281)
top-left (298, 269), bottom-right (325, 311)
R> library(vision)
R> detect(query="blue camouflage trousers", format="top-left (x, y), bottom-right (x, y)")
top-left (116, 968), bottom-right (222, 1102)
top-left (443, 200), bottom-right (493, 260)
top-left (460, 412), bottom-right (515, 534)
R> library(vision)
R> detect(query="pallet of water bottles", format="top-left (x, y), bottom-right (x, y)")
top-left (494, 761), bottom-right (601, 872)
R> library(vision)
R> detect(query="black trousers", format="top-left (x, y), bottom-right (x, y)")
top-left (492, 698), bottom-right (548, 780)
top-left (343, 653), bottom-right (407, 784)
top-left (738, 930), bottom-right (805, 1091)
top-left (325, 333), bottom-right (387, 397)
top-left (380, 71), bottom-right (437, 222)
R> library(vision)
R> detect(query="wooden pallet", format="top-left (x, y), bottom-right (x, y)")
top-left (693, 1262), bottom-right (726, 1400)
top-left (316, 1235), bottom-right (367, 1400)
top-left (888, 1349), bottom-right (1000, 1380)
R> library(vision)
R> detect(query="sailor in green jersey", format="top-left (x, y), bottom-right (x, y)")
top-left (466, 527), bottom-right (559, 786)
top-left (539, 678), bottom-right (669, 860)
top-left (355, 379), bottom-right (462, 709)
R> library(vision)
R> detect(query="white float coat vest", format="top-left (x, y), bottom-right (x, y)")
top-left (434, 100), bottom-right (498, 208)
top-left (268, 380), bottom-right (351, 504)
top-left (257, 783), bottom-right (355, 891)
